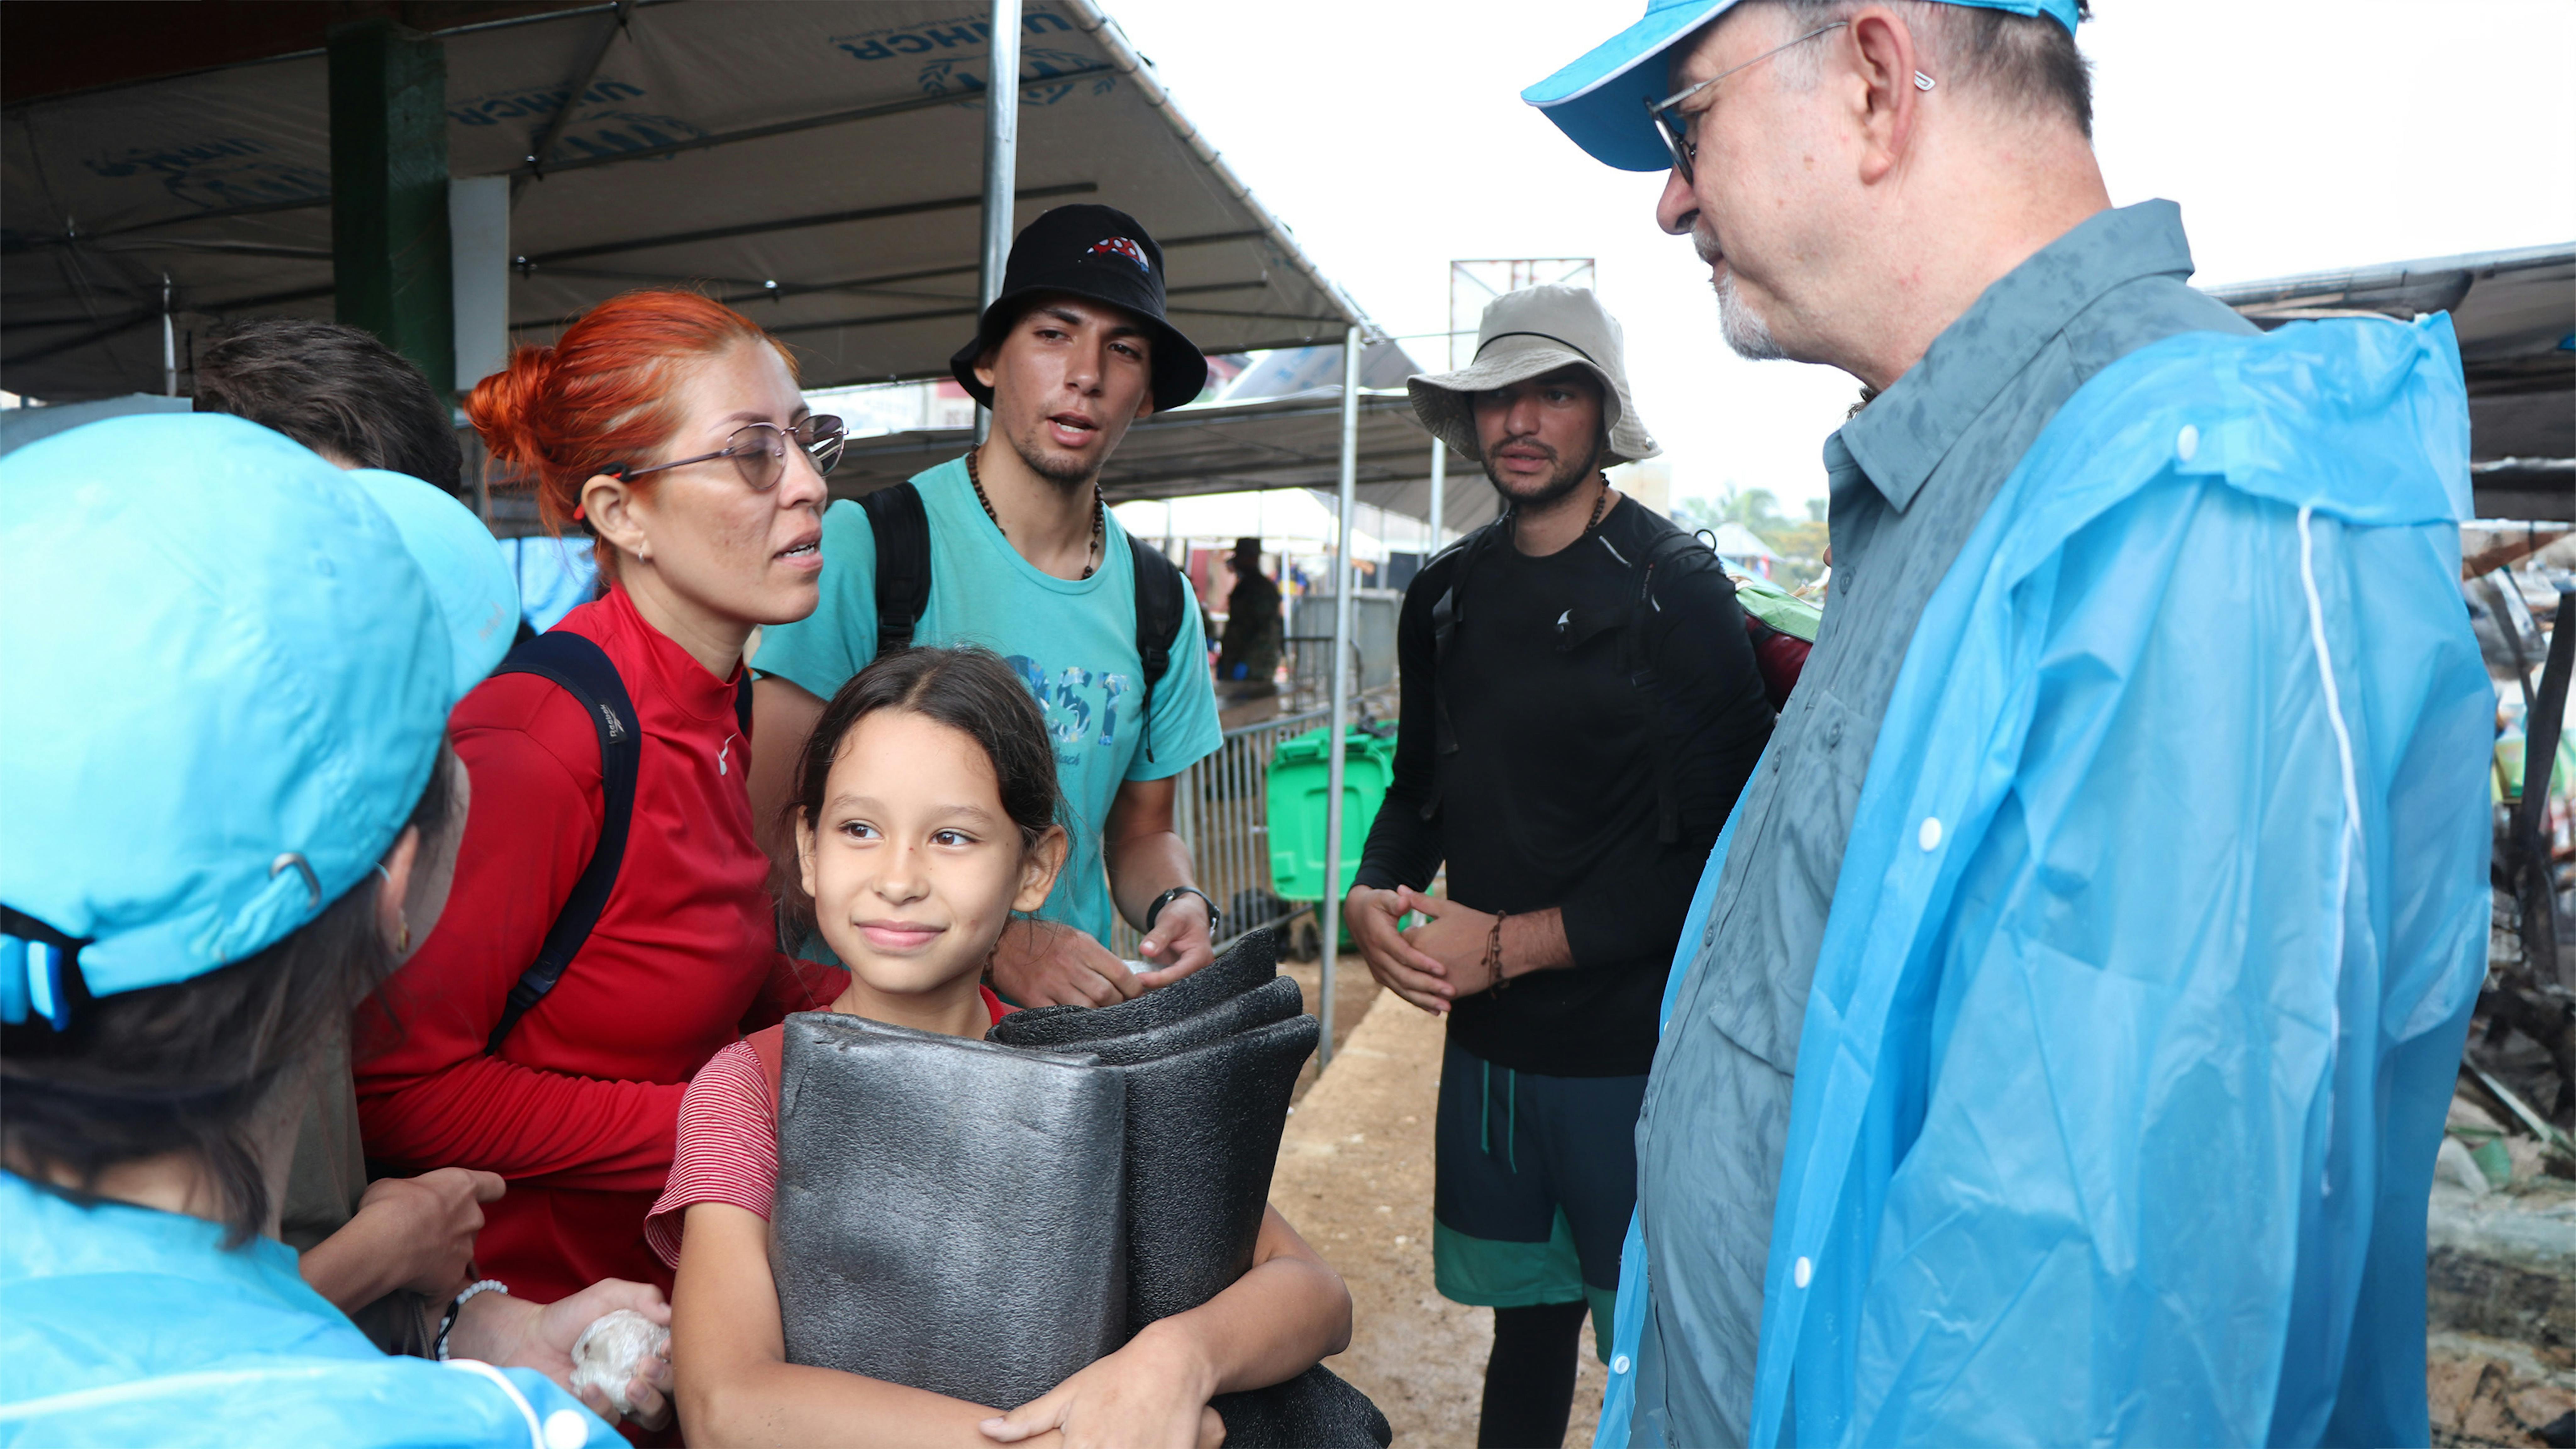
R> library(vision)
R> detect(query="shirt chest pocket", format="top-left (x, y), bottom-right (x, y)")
top-left (1697, 684), bottom-right (1873, 1076)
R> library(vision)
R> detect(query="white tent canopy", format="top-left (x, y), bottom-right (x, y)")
top-left (1112, 490), bottom-right (1388, 559)
top-left (3, 0), bottom-right (1367, 398)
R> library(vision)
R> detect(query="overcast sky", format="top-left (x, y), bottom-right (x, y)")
top-left (1104, 0), bottom-right (2576, 513)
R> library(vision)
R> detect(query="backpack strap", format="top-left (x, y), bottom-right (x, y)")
top-left (1624, 529), bottom-right (1726, 845)
top-left (858, 482), bottom-right (932, 657)
top-left (733, 669), bottom-right (753, 736)
top-left (484, 631), bottom-right (641, 1054)
top-left (1420, 519), bottom-right (1510, 823)
top-left (1127, 534), bottom-right (1188, 764)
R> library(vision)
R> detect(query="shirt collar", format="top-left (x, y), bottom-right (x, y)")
top-left (1831, 199), bottom-right (2200, 512)
top-left (603, 582), bottom-right (744, 727)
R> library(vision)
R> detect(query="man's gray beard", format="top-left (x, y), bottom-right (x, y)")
top-left (1715, 271), bottom-right (1786, 362)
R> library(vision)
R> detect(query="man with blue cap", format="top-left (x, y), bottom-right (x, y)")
top-left (1526, 5), bottom-right (2493, 1446)
top-left (0, 414), bottom-right (636, 1446)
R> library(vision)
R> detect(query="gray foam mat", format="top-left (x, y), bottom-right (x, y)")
top-left (1211, 1363), bottom-right (1396, 1448)
top-left (770, 1012), bottom-right (1125, 1409)
top-left (989, 927), bottom-right (1280, 1049)
top-left (1119, 1011), bottom-right (1320, 1331)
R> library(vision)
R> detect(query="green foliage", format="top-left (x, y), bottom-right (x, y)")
top-left (1675, 484), bottom-right (1827, 588)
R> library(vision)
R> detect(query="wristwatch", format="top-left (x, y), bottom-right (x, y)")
top-left (1145, 886), bottom-right (1219, 943)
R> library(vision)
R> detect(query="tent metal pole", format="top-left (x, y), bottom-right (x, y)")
top-left (160, 275), bottom-right (177, 396)
top-left (974, 0), bottom-right (1021, 447)
top-left (1427, 441), bottom-right (1445, 548)
top-left (1319, 323), bottom-right (1361, 1066)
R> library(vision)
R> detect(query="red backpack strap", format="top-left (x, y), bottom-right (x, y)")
top-left (746, 1022), bottom-right (787, 1111)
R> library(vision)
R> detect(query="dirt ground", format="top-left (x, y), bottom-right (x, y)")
top-left (1272, 979), bottom-right (1607, 1449)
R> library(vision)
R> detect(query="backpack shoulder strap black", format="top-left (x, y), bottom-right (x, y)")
top-left (859, 482), bottom-right (933, 656)
top-left (484, 630), bottom-right (642, 1054)
top-left (1623, 526), bottom-right (1727, 845)
top-left (1126, 533), bottom-right (1188, 764)
top-left (1418, 518), bottom-right (1512, 823)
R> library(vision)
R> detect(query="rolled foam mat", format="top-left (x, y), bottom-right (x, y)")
top-left (1118, 1011), bottom-right (1319, 1331)
top-left (769, 1012), bottom-right (1127, 1410)
top-left (1048, 974), bottom-right (1305, 1069)
top-left (990, 927), bottom-right (1279, 1050)
top-left (1211, 1364), bottom-right (1396, 1449)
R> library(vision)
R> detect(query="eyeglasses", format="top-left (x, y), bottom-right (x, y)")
top-left (1647, 20), bottom-right (1850, 183)
top-left (612, 416), bottom-right (846, 491)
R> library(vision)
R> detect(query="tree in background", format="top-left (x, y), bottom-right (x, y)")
top-left (1675, 485), bottom-right (1828, 589)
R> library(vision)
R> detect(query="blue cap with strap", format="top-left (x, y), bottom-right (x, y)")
top-left (1523, 0), bottom-right (2081, 171)
top-left (0, 414), bottom-right (516, 1025)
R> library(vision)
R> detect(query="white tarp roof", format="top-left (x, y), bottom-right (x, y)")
top-left (1112, 489), bottom-right (1387, 558)
top-left (3, 0), bottom-right (1368, 399)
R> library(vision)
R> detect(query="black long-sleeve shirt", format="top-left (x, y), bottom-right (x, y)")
top-left (1354, 499), bottom-right (1774, 1076)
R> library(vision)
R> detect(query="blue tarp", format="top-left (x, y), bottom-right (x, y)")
top-left (1599, 314), bottom-right (2488, 1447)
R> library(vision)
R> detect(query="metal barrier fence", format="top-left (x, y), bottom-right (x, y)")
top-left (1106, 706), bottom-right (1332, 960)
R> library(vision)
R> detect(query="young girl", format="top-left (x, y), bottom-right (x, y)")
top-left (653, 647), bottom-right (1352, 1449)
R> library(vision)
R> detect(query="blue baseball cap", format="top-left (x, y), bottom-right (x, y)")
top-left (0, 414), bottom-right (517, 1023)
top-left (1524, 0), bottom-right (2081, 171)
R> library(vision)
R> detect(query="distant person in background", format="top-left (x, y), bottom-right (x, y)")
top-left (1216, 536), bottom-right (1283, 699)
top-left (195, 317), bottom-right (464, 493)
top-left (193, 317), bottom-right (673, 1395)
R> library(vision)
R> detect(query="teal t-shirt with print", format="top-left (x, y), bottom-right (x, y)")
top-left (755, 457), bottom-right (1223, 945)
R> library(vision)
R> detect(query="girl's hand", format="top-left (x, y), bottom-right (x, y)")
top-left (979, 1324), bottom-right (1227, 1449)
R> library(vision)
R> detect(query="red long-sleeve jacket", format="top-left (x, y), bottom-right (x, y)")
top-left (357, 586), bottom-right (843, 1302)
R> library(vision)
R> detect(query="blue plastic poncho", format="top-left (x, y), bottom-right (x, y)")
top-left (0, 1174), bottom-right (624, 1448)
top-left (1597, 314), bottom-right (2489, 1447)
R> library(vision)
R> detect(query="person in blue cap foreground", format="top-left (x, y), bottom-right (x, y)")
top-left (1527, 3), bottom-right (2491, 1446)
top-left (0, 414), bottom-right (636, 1447)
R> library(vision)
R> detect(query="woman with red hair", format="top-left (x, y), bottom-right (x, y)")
top-left (357, 291), bottom-right (848, 1308)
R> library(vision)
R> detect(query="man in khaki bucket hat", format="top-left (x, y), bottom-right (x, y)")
top-left (1345, 284), bottom-right (1777, 1447)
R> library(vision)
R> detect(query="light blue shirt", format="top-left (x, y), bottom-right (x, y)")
top-left (753, 458), bottom-right (1224, 946)
top-left (0, 1172), bottom-right (620, 1447)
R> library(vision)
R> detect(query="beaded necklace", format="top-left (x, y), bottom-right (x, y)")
top-left (968, 447), bottom-right (1104, 580)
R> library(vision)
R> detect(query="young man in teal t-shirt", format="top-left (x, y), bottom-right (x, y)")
top-left (750, 205), bottom-right (1224, 1008)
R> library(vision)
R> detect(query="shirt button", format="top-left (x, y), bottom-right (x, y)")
top-left (1612, 1354), bottom-right (1633, 1375)
top-left (545, 1409), bottom-right (592, 1449)
top-left (1918, 816), bottom-right (1943, 852)
top-left (1793, 1255), bottom-right (1814, 1289)
top-left (1826, 719), bottom-right (1842, 748)
top-left (2176, 423), bottom-right (2200, 463)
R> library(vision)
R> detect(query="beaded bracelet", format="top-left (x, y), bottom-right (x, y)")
top-left (1485, 910), bottom-right (1512, 995)
top-left (436, 1279), bottom-right (510, 1362)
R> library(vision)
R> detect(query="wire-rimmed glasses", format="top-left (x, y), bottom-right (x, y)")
top-left (613, 415), bottom-right (846, 490)
top-left (1646, 21), bottom-right (1850, 183)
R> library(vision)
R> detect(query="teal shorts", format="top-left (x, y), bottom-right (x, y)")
top-left (1430, 1039), bottom-right (1648, 1359)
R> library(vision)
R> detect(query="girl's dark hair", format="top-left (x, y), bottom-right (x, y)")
top-left (786, 647), bottom-right (1061, 920)
top-left (0, 745), bottom-right (458, 1247)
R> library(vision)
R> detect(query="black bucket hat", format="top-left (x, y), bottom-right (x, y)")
top-left (949, 203), bottom-right (1210, 416)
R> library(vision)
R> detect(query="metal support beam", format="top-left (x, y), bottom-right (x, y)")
top-left (1427, 441), bottom-right (1446, 547)
top-left (975, 0), bottom-right (1022, 446)
top-left (516, 0), bottom-right (631, 197)
top-left (328, 17), bottom-right (453, 394)
top-left (525, 181), bottom-right (1092, 269)
top-left (1318, 324), bottom-right (1362, 1066)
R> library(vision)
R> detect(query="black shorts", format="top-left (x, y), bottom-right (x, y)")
top-left (1431, 1037), bottom-right (1647, 1357)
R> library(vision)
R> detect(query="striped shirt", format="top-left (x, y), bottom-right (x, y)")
top-left (644, 988), bottom-right (1010, 1267)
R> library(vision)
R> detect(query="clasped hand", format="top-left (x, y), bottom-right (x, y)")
top-left (1344, 886), bottom-right (1500, 1013)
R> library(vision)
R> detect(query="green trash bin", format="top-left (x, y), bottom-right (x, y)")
top-left (1266, 725), bottom-right (1397, 902)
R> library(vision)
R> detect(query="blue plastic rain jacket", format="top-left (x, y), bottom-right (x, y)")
top-left (0, 1174), bottom-right (623, 1448)
top-left (1597, 313), bottom-right (2488, 1447)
